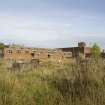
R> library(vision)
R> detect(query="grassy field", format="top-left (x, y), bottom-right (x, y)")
top-left (0, 59), bottom-right (105, 105)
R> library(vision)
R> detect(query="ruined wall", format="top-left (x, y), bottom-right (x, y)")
top-left (3, 48), bottom-right (32, 62)
top-left (3, 47), bottom-right (69, 63)
top-left (60, 47), bottom-right (91, 58)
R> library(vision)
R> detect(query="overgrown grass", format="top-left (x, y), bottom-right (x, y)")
top-left (0, 59), bottom-right (105, 105)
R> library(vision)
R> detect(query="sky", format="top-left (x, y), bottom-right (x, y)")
top-left (0, 0), bottom-right (105, 48)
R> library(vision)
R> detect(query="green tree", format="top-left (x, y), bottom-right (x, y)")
top-left (0, 43), bottom-right (4, 49)
top-left (91, 43), bottom-right (101, 59)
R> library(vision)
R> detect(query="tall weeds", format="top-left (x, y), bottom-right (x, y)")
top-left (0, 59), bottom-right (105, 105)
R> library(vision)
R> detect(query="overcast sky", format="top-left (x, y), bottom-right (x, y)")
top-left (0, 0), bottom-right (105, 48)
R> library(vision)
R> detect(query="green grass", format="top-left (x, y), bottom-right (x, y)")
top-left (0, 59), bottom-right (105, 105)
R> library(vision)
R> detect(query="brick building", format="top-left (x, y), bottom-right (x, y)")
top-left (59, 42), bottom-right (91, 58)
top-left (3, 46), bottom-right (66, 63)
top-left (0, 42), bottom-right (92, 63)
top-left (4, 47), bottom-right (32, 62)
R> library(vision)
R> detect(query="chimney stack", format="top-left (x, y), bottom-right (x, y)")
top-left (78, 42), bottom-right (86, 48)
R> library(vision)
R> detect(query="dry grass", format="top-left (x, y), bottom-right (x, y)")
top-left (0, 58), bottom-right (105, 105)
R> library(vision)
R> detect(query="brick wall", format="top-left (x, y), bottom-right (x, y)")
top-left (60, 47), bottom-right (91, 58)
top-left (3, 48), bottom-right (32, 62)
top-left (3, 47), bottom-right (68, 62)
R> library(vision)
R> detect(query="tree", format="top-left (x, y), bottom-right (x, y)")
top-left (0, 43), bottom-right (5, 49)
top-left (91, 43), bottom-right (101, 59)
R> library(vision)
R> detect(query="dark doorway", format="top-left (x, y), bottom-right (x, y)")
top-left (48, 54), bottom-right (51, 58)
top-left (31, 53), bottom-right (35, 58)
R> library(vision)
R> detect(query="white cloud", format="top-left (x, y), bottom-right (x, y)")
top-left (0, 14), bottom-right (74, 41)
top-left (0, 10), bottom-right (105, 48)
